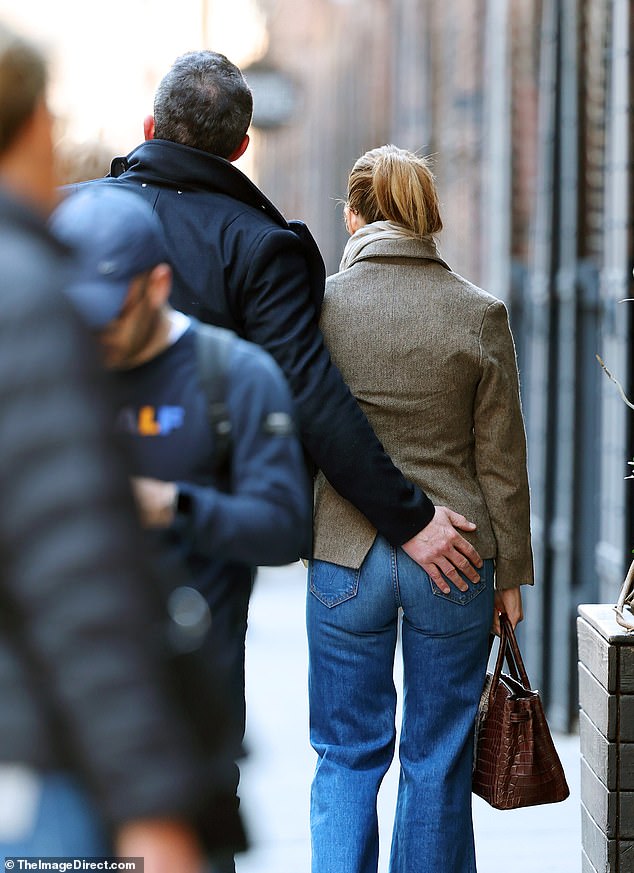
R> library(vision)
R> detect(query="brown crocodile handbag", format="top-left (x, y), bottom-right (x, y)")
top-left (472, 614), bottom-right (570, 809)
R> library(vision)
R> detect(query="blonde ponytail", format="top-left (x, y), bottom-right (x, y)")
top-left (347, 145), bottom-right (442, 238)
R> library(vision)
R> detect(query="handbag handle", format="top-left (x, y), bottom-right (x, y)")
top-left (614, 558), bottom-right (634, 632)
top-left (490, 614), bottom-right (532, 695)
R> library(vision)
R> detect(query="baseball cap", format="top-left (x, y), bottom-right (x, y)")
top-left (50, 185), bottom-right (169, 329)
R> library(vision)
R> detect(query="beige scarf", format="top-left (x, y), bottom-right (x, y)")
top-left (339, 220), bottom-right (439, 271)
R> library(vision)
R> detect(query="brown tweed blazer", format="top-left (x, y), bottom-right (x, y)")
top-left (313, 233), bottom-right (534, 590)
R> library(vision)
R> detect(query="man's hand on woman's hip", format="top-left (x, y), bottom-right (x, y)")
top-left (401, 506), bottom-right (483, 594)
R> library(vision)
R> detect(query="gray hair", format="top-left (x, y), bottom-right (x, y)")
top-left (153, 51), bottom-right (253, 159)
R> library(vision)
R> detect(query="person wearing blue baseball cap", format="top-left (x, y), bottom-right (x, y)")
top-left (51, 184), bottom-right (311, 873)
top-left (54, 185), bottom-right (173, 369)
top-left (58, 185), bottom-right (170, 335)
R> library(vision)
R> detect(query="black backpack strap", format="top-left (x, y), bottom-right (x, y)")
top-left (194, 323), bottom-right (236, 476)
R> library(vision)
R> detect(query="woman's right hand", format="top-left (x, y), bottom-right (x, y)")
top-left (492, 587), bottom-right (523, 634)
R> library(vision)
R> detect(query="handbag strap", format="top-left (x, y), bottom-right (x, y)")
top-left (490, 617), bottom-right (509, 693)
top-left (490, 614), bottom-right (532, 694)
top-left (501, 614), bottom-right (532, 688)
top-left (614, 558), bottom-right (634, 632)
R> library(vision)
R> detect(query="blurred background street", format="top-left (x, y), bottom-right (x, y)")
top-left (237, 563), bottom-right (581, 873)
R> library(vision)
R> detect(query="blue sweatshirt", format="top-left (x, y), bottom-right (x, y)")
top-left (110, 321), bottom-right (311, 602)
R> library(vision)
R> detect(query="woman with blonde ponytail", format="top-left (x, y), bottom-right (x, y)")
top-left (307, 145), bottom-right (533, 873)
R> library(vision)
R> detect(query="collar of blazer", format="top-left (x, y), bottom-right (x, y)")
top-left (340, 222), bottom-right (451, 272)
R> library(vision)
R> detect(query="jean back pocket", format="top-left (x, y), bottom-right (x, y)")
top-left (309, 559), bottom-right (360, 608)
top-left (428, 559), bottom-right (492, 605)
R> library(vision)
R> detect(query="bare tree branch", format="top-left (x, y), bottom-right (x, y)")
top-left (596, 354), bottom-right (634, 410)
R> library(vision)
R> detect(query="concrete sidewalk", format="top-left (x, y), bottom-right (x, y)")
top-left (236, 563), bottom-right (581, 873)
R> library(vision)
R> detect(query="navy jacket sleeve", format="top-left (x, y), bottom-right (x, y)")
top-left (174, 339), bottom-right (311, 565)
top-left (235, 225), bottom-right (436, 544)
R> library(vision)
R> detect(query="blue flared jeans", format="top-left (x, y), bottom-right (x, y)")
top-left (307, 536), bottom-right (494, 873)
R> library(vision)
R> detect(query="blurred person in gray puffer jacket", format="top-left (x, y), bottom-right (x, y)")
top-left (0, 21), bottom-right (242, 873)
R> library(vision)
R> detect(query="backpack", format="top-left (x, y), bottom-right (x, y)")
top-left (193, 322), bottom-right (235, 477)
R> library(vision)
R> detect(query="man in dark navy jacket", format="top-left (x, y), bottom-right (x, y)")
top-left (77, 50), bottom-right (482, 594)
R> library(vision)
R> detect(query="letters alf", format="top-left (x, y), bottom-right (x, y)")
top-left (115, 405), bottom-right (185, 436)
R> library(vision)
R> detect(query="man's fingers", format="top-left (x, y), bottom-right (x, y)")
top-left (456, 561), bottom-right (480, 585)
top-left (444, 509), bottom-right (477, 531)
top-left (452, 536), bottom-right (483, 569)
top-left (435, 508), bottom-right (483, 568)
top-left (455, 560), bottom-right (480, 584)
top-left (443, 546), bottom-right (480, 584)
top-left (424, 564), bottom-right (451, 594)
top-left (424, 559), bottom-right (470, 593)
top-left (428, 526), bottom-right (482, 571)
top-left (402, 506), bottom-right (484, 590)
top-left (440, 563), bottom-right (469, 592)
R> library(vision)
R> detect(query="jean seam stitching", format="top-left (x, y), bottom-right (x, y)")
top-left (391, 546), bottom-right (402, 608)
